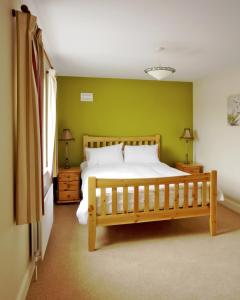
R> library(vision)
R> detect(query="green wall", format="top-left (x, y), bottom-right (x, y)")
top-left (57, 77), bottom-right (193, 167)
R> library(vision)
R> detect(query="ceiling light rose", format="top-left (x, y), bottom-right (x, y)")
top-left (144, 66), bottom-right (176, 80)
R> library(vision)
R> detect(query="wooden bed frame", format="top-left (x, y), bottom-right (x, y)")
top-left (83, 135), bottom-right (217, 251)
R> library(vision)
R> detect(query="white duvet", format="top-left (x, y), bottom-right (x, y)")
top-left (76, 162), bottom-right (224, 224)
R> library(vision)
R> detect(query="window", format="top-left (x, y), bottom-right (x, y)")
top-left (42, 65), bottom-right (57, 176)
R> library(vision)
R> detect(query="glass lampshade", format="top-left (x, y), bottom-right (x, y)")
top-left (180, 128), bottom-right (194, 140)
top-left (59, 129), bottom-right (75, 141)
top-left (144, 66), bottom-right (176, 80)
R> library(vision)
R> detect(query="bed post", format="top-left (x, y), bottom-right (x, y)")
top-left (88, 177), bottom-right (97, 251)
top-left (210, 170), bottom-right (217, 236)
top-left (156, 135), bottom-right (161, 160)
top-left (83, 135), bottom-right (88, 161)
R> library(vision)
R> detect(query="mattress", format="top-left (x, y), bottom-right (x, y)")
top-left (76, 162), bottom-right (224, 224)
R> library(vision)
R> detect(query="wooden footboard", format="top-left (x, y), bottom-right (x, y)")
top-left (88, 171), bottom-right (217, 251)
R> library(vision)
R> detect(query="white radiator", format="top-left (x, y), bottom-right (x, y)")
top-left (30, 183), bottom-right (54, 264)
top-left (40, 183), bottom-right (54, 259)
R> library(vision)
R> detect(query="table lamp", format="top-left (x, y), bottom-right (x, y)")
top-left (59, 129), bottom-right (75, 169)
top-left (180, 128), bottom-right (194, 164)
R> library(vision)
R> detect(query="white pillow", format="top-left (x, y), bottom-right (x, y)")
top-left (124, 144), bottom-right (159, 163)
top-left (85, 143), bottom-right (123, 166)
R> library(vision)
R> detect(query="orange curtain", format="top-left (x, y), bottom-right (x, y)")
top-left (14, 11), bottom-right (44, 224)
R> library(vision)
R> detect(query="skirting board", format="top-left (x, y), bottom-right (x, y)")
top-left (16, 261), bottom-right (35, 300)
top-left (220, 197), bottom-right (240, 214)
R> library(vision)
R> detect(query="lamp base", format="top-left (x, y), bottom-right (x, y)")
top-left (64, 158), bottom-right (70, 169)
top-left (184, 153), bottom-right (190, 165)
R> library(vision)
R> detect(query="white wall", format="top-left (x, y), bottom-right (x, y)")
top-left (0, 1), bottom-right (35, 300)
top-left (193, 67), bottom-right (240, 205)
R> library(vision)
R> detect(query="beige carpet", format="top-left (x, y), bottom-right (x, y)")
top-left (27, 204), bottom-right (240, 300)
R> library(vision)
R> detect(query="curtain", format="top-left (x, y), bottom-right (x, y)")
top-left (46, 69), bottom-right (57, 177)
top-left (53, 138), bottom-right (58, 178)
top-left (14, 11), bottom-right (44, 224)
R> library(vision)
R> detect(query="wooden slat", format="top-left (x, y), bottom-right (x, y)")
top-left (174, 183), bottom-right (179, 209)
top-left (184, 182), bottom-right (188, 208)
top-left (100, 188), bottom-right (106, 216)
top-left (84, 135), bottom-right (158, 143)
top-left (164, 184), bottom-right (169, 210)
top-left (112, 187), bottom-right (117, 214)
top-left (202, 181), bottom-right (207, 207)
top-left (96, 173), bottom-right (210, 188)
top-left (134, 186), bottom-right (139, 212)
top-left (144, 185), bottom-right (149, 212)
top-left (97, 207), bottom-right (210, 226)
top-left (123, 187), bottom-right (128, 214)
top-left (193, 182), bottom-right (198, 207)
top-left (154, 185), bottom-right (159, 211)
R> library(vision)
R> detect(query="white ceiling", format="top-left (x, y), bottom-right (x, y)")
top-left (25, 0), bottom-right (240, 81)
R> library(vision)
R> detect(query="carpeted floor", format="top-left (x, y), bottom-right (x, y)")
top-left (27, 204), bottom-right (240, 300)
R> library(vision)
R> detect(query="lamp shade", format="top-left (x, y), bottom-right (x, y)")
top-left (59, 129), bottom-right (75, 141)
top-left (180, 128), bottom-right (194, 140)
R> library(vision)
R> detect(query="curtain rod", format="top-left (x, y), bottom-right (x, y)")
top-left (12, 5), bottom-right (55, 70)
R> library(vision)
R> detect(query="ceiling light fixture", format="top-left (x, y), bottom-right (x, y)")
top-left (144, 66), bottom-right (176, 80)
top-left (144, 47), bottom-right (176, 80)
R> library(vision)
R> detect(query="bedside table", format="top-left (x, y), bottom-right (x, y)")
top-left (175, 162), bottom-right (203, 174)
top-left (58, 167), bottom-right (81, 204)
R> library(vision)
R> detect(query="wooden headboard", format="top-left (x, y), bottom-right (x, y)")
top-left (83, 135), bottom-right (161, 160)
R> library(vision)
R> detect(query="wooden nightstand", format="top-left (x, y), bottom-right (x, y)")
top-left (58, 167), bottom-right (81, 204)
top-left (175, 162), bottom-right (203, 174)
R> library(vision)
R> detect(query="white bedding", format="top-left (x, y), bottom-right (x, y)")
top-left (76, 162), bottom-right (224, 224)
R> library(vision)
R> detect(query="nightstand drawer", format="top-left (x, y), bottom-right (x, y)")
top-left (59, 181), bottom-right (79, 191)
top-left (59, 190), bottom-right (80, 201)
top-left (58, 167), bottom-right (81, 204)
top-left (58, 173), bottom-right (79, 182)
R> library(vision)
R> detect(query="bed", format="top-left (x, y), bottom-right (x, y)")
top-left (77, 135), bottom-right (218, 251)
